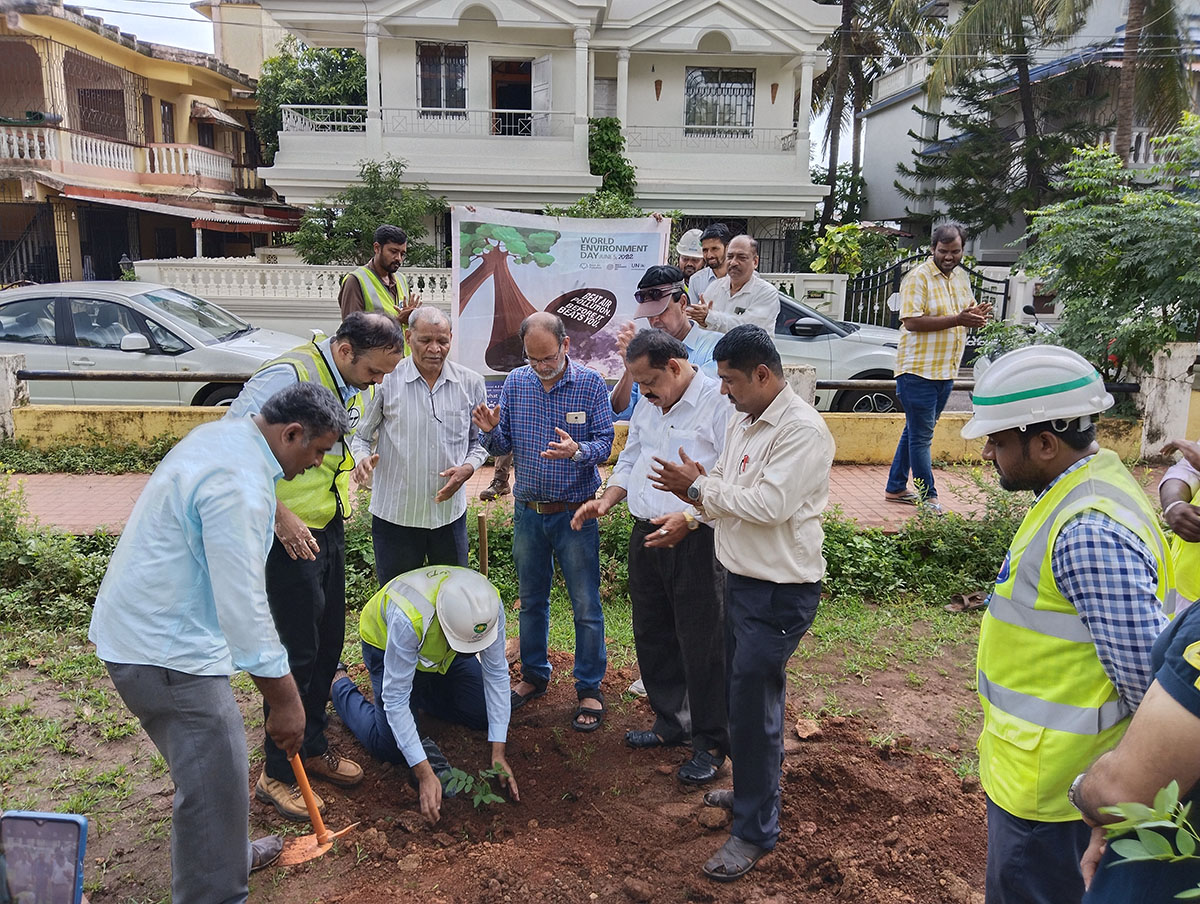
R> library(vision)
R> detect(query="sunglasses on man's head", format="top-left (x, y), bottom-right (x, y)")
top-left (634, 284), bottom-right (685, 305)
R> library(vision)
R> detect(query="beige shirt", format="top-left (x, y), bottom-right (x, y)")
top-left (695, 384), bottom-right (834, 585)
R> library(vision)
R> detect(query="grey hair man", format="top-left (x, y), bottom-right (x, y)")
top-left (688, 235), bottom-right (780, 334)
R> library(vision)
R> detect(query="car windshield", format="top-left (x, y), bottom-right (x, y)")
top-left (133, 288), bottom-right (250, 345)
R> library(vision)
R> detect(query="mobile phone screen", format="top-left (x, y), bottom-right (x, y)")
top-left (1, 812), bottom-right (87, 904)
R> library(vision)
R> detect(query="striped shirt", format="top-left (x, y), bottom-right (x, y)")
top-left (1047, 457), bottom-right (1167, 708)
top-left (895, 259), bottom-right (976, 380)
top-left (351, 358), bottom-right (487, 529)
top-left (480, 359), bottom-right (614, 503)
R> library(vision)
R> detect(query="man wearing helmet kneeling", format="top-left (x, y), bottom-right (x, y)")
top-left (330, 566), bottom-right (518, 824)
top-left (963, 345), bottom-right (1174, 904)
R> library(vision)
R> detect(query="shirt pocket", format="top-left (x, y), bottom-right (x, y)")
top-left (664, 427), bottom-right (702, 464)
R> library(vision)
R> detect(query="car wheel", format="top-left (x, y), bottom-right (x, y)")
top-left (196, 383), bottom-right (243, 406)
top-left (837, 389), bottom-right (899, 414)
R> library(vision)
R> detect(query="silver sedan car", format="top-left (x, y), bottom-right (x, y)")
top-left (0, 282), bottom-right (306, 405)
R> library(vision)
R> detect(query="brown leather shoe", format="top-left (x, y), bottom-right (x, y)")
top-left (255, 772), bottom-right (323, 822)
top-left (479, 477), bottom-right (510, 501)
top-left (303, 749), bottom-right (363, 788)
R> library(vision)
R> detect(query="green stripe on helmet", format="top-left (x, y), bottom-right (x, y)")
top-left (973, 373), bottom-right (1100, 407)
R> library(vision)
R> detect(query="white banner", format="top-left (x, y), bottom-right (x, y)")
top-left (451, 205), bottom-right (669, 395)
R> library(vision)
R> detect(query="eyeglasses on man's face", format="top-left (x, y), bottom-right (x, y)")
top-left (523, 345), bottom-right (565, 367)
top-left (634, 284), bottom-right (684, 305)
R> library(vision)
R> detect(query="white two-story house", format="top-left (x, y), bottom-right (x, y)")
top-left (256, 0), bottom-right (839, 270)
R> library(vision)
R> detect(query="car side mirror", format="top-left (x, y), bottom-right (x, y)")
top-left (119, 333), bottom-right (151, 352)
top-left (789, 317), bottom-right (825, 338)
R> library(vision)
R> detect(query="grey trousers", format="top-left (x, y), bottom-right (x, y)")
top-left (106, 662), bottom-right (253, 904)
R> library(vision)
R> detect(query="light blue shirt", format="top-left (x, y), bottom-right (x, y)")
top-left (225, 337), bottom-right (356, 419)
top-left (617, 323), bottom-right (721, 419)
top-left (379, 603), bottom-right (510, 767)
top-left (88, 417), bottom-right (291, 678)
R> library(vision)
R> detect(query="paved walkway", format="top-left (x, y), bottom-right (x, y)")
top-left (5, 463), bottom-right (1037, 535)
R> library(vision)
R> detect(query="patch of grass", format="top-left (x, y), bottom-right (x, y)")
top-left (0, 432), bottom-right (179, 474)
top-left (904, 671), bottom-right (926, 689)
top-left (0, 700), bottom-right (72, 755)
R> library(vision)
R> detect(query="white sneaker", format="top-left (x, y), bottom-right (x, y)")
top-left (628, 677), bottom-right (646, 697)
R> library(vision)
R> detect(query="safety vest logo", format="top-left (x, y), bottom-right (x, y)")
top-left (346, 406), bottom-right (360, 431)
top-left (995, 551), bottom-right (1011, 584)
top-left (473, 623), bottom-right (488, 635)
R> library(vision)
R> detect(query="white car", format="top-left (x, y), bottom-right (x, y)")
top-left (774, 293), bottom-right (901, 413)
top-left (0, 282), bottom-right (307, 406)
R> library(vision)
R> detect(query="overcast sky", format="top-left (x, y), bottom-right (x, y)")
top-left (80, 0), bottom-right (214, 52)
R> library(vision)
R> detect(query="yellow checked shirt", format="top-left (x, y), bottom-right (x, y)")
top-left (894, 259), bottom-right (977, 381)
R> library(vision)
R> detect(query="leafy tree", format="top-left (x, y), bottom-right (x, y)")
top-left (255, 36), bottom-right (366, 164)
top-left (291, 157), bottom-right (445, 267)
top-left (896, 63), bottom-right (1105, 234)
top-left (810, 223), bottom-right (899, 276)
top-left (543, 191), bottom-right (643, 220)
top-left (587, 118), bottom-right (637, 201)
top-left (1017, 114), bottom-right (1200, 380)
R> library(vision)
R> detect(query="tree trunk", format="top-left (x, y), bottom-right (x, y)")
top-left (458, 248), bottom-right (497, 313)
top-left (1012, 28), bottom-right (1047, 229)
top-left (819, 0), bottom-right (856, 232)
top-left (850, 99), bottom-right (865, 217)
top-left (484, 250), bottom-right (539, 372)
top-left (1113, 0), bottom-right (1145, 165)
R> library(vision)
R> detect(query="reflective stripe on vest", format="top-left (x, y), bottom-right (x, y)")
top-left (346, 265), bottom-right (407, 318)
top-left (977, 449), bottom-right (1174, 821)
top-left (359, 575), bottom-right (456, 675)
top-left (257, 341), bottom-right (367, 529)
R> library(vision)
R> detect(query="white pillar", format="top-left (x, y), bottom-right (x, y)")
top-left (795, 54), bottom-right (817, 181)
top-left (616, 49), bottom-right (630, 125)
top-left (364, 19), bottom-right (383, 154)
top-left (587, 49), bottom-right (595, 118)
top-left (574, 28), bottom-right (590, 122)
top-left (195, 227), bottom-right (203, 259)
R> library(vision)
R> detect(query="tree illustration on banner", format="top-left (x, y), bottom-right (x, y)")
top-left (460, 223), bottom-right (561, 371)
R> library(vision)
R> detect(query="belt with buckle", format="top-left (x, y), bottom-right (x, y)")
top-left (524, 500), bottom-right (586, 515)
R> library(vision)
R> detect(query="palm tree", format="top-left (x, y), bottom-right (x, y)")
top-left (813, 0), bottom-right (930, 231)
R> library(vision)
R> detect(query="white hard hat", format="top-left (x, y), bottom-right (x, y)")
top-left (676, 228), bottom-right (704, 259)
top-left (962, 345), bottom-right (1113, 440)
top-left (434, 568), bottom-right (502, 654)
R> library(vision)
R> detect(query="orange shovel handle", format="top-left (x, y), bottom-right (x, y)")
top-left (289, 754), bottom-right (332, 844)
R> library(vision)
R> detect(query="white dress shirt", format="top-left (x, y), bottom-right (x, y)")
top-left (695, 384), bottom-right (835, 585)
top-left (351, 358), bottom-right (488, 528)
top-left (609, 369), bottom-right (729, 521)
top-left (700, 273), bottom-right (781, 334)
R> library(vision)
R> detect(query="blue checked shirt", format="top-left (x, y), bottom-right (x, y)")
top-left (1047, 456), bottom-right (1167, 709)
top-left (480, 359), bottom-right (614, 503)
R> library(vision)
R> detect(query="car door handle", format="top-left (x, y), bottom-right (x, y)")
top-left (70, 357), bottom-right (96, 367)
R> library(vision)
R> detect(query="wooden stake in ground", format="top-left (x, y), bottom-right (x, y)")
top-left (478, 510), bottom-right (489, 577)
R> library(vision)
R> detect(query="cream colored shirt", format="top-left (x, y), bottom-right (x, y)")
top-left (894, 259), bottom-right (976, 380)
top-left (695, 384), bottom-right (834, 585)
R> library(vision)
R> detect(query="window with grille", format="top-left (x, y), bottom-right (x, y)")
top-left (417, 42), bottom-right (467, 115)
top-left (160, 101), bottom-right (176, 143)
top-left (684, 68), bottom-right (755, 136)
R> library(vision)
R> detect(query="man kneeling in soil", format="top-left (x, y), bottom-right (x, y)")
top-left (330, 566), bottom-right (519, 823)
top-left (89, 383), bottom-right (347, 903)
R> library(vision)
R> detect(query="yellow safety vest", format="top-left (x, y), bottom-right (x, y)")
top-left (977, 450), bottom-right (1175, 821)
top-left (343, 265), bottom-right (409, 356)
top-left (359, 568), bottom-right (459, 675)
top-left (1172, 536), bottom-right (1200, 604)
top-left (260, 340), bottom-right (370, 530)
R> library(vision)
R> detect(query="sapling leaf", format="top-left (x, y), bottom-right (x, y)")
top-left (1181, 830), bottom-right (1198, 858)
top-left (1109, 839), bottom-right (1155, 861)
top-left (1155, 781), bottom-right (1181, 814)
top-left (1136, 829), bottom-right (1175, 858)
top-left (1174, 886), bottom-right (1200, 899)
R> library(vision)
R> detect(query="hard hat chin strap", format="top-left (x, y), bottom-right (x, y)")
top-left (1017, 414), bottom-right (1093, 434)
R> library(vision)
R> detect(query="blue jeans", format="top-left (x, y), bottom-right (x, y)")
top-left (886, 373), bottom-right (954, 501)
top-left (330, 641), bottom-right (487, 766)
top-left (512, 502), bottom-right (606, 693)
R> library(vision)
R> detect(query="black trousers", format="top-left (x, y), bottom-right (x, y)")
top-left (372, 513), bottom-right (469, 586)
top-left (725, 572), bottom-right (820, 849)
top-left (628, 520), bottom-right (728, 755)
top-left (262, 516), bottom-right (345, 783)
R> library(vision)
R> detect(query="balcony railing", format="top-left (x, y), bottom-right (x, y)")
top-left (280, 105), bottom-right (368, 132)
top-left (1101, 128), bottom-right (1159, 166)
top-left (69, 132), bottom-right (135, 171)
top-left (384, 107), bottom-right (575, 138)
top-left (873, 56), bottom-right (931, 102)
top-left (625, 125), bottom-right (798, 154)
top-left (0, 125), bottom-right (59, 162)
top-left (146, 143), bottom-right (233, 183)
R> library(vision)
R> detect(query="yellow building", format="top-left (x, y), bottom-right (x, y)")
top-left (0, 0), bottom-right (297, 284)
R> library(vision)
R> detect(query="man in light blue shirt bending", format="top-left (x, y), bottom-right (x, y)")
top-left (89, 382), bottom-right (348, 904)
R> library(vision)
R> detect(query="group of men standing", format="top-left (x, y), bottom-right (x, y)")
top-left (83, 214), bottom-right (1200, 902)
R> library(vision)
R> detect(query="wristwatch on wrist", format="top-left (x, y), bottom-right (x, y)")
top-left (571, 446), bottom-right (585, 463)
top-left (1067, 772), bottom-right (1088, 815)
top-left (682, 511), bottom-right (701, 531)
top-left (686, 478), bottom-right (702, 503)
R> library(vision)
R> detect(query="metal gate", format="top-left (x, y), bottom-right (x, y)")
top-left (0, 203), bottom-right (59, 286)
